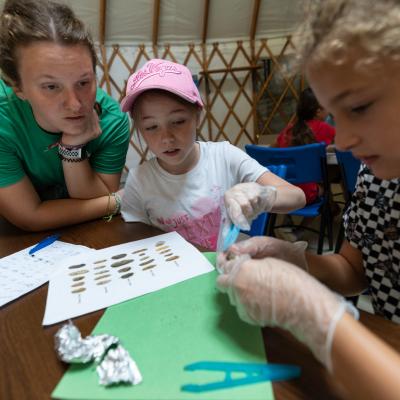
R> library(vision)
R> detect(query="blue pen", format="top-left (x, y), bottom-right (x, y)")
top-left (29, 234), bottom-right (60, 256)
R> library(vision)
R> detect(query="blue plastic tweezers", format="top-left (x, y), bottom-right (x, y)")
top-left (181, 361), bottom-right (301, 392)
top-left (222, 223), bottom-right (241, 252)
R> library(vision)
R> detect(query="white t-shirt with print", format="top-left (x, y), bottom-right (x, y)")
top-left (121, 141), bottom-right (267, 250)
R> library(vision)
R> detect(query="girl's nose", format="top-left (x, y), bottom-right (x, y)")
top-left (160, 127), bottom-right (174, 143)
top-left (334, 120), bottom-right (361, 151)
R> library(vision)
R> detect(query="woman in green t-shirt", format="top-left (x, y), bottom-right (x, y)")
top-left (0, 0), bottom-right (130, 231)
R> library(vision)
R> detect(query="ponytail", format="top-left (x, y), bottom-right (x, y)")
top-left (289, 87), bottom-right (320, 146)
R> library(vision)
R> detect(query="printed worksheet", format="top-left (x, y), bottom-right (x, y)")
top-left (0, 241), bottom-right (94, 308)
top-left (43, 232), bottom-right (214, 325)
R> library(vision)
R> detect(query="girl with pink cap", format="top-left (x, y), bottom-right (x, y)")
top-left (120, 59), bottom-right (305, 250)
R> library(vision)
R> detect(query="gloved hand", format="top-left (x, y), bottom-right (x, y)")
top-left (217, 255), bottom-right (358, 371)
top-left (224, 183), bottom-right (277, 230)
top-left (226, 236), bottom-right (309, 271)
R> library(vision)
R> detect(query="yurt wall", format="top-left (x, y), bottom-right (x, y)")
top-left (0, 0), bottom-right (305, 172)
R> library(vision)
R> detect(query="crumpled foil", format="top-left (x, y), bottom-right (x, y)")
top-left (97, 345), bottom-right (143, 386)
top-left (55, 321), bottom-right (119, 363)
top-left (54, 321), bottom-right (142, 386)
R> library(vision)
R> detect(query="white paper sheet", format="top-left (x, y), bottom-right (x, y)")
top-left (0, 241), bottom-right (93, 308)
top-left (43, 232), bottom-right (214, 325)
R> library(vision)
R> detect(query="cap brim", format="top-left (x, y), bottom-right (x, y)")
top-left (120, 85), bottom-right (203, 114)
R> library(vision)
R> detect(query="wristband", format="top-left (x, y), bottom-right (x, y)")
top-left (58, 143), bottom-right (89, 162)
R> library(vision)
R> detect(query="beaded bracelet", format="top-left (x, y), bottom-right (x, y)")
top-left (103, 192), bottom-right (122, 222)
top-left (114, 192), bottom-right (122, 214)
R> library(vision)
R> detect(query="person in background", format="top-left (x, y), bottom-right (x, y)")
top-left (274, 87), bottom-right (337, 241)
top-left (0, 0), bottom-right (130, 231)
top-left (120, 59), bottom-right (305, 250)
top-left (277, 88), bottom-right (334, 146)
top-left (275, 87), bottom-right (335, 205)
top-left (218, 0), bottom-right (400, 399)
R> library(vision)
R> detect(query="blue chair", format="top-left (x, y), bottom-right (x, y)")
top-left (245, 143), bottom-right (333, 254)
top-left (241, 164), bottom-right (287, 236)
top-left (334, 149), bottom-right (361, 252)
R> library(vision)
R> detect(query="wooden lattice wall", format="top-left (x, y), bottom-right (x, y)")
top-left (95, 36), bottom-right (304, 169)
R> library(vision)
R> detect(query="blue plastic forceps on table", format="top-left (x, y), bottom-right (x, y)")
top-left (181, 361), bottom-right (301, 392)
top-left (29, 234), bottom-right (60, 256)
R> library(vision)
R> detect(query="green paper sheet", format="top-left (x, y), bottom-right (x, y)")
top-left (52, 252), bottom-right (274, 400)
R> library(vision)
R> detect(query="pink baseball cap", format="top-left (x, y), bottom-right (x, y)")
top-left (121, 59), bottom-right (203, 114)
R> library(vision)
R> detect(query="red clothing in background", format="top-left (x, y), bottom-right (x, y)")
top-left (277, 119), bottom-right (335, 147)
top-left (276, 119), bottom-right (335, 204)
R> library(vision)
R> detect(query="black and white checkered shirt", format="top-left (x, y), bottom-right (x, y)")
top-left (343, 165), bottom-right (400, 323)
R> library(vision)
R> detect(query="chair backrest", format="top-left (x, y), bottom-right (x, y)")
top-left (268, 164), bottom-right (287, 180)
top-left (245, 143), bottom-right (327, 185)
top-left (335, 149), bottom-right (361, 199)
top-left (243, 164), bottom-right (287, 237)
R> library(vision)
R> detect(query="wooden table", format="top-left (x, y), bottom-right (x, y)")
top-left (1, 216), bottom-right (399, 399)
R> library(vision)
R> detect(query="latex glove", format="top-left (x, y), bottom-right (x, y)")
top-left (217, 255), bottom-right (358, 371)
top-left (226, 236), bottom-right (309, 271)
top-left (224, 183), bottom-right (277, 230)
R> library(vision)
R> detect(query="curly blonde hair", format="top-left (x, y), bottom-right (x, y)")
top-left (294, 0), bottom-right (400, 71)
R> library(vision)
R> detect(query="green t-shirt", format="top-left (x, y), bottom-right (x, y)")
top-left (0, 80), bottom-right (130, 199)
